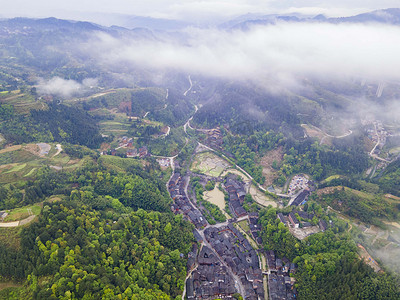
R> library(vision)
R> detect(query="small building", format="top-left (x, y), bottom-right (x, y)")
top-left (288, 212), bottom-right (299, 228)
top-left (138, 146), bottom-right (149, 158)
top-left (291, 190), bottom-right (310, 206)
top-left (186, 277), bottom-right (194, 299)
top-left (277, 213), bottom-right (288, 225)
top-left (126, 148), bottom-right (138, 157)
top-left (169, 173), bottom-right (181, 187)
top-left (297, 211), bottom-right (314, 220)
top-left (319, 219), bottom-right (328, 231)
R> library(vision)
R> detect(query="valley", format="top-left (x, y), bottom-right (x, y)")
top-left (0, 11), bottom-right (399, 300)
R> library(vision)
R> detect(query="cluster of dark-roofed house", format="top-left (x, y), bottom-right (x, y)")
top-left (290, 190), bottom-right (310, 207)
top-left (169, 173), bottom-right (208, 229)
top-left (186, 244), bottom-right (238, 299)
top-left (102, 145), bottom-right (149, 158)
top-left (204, 223), bottom-right (264, 300)
top-left (248, 212), bottom-right (263, 245)
top-left (224, 174), bottom-right (247, 218)
top-left (266, 250), bottom-right (297, 300)
top-left (277, 211), bottom-right (329, 231)
top-left (205, 128), bottom-right (223, 150)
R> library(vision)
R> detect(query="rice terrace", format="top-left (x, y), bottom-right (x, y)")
top-left (190, 151), bottom-right (231, 177)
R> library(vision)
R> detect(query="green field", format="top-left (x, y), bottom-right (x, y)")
top-left (4, 163), bottom-right (27, 174)
top-left (4, 204), bottom-right (42, 222)
top-left (98, 155), bottom-right (144, 173)
top-left (389, 146), bottom-right (400, 154)
top-left (322, 174), bottom-right (342, 183)
top-left (237, 219), bottom-right (250, 233)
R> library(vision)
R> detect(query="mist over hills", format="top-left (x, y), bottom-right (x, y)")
top-left (1, 8), bottom-right (400, 133)
top-left (0, 6), bottom-right (400, 300)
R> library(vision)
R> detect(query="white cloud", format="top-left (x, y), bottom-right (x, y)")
top-left (37, 77), bottom-right (97, 98)
top-left (87, 22), bottom-right (400, 88)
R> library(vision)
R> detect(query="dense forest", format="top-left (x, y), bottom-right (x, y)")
top-left (0, 150), bottom-right (195, 299)
top-left (0, 103), bottom-right (103, 148)
top-left (280, 135), bottom-right (369, 181)
top-left (0, 202), bottom-right (194, 299)
top-left (316, 188), bottom-right (398, 226)
top-left (376, 159), bottom-right (400, 196)
top-left (259, 207), bottom-right (400, 299)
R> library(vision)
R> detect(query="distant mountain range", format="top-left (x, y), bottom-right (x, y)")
top-left (1, 8), bottom-right (399, 36)
top-left (221, 8), bottom-right (400, 30)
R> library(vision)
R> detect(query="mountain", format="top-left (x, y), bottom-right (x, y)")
top-left (114, 15), bottom-right (192, 31)
top-left (330, 8), bottom-right (400, 25)
top-left (221, 8), bottom-right (400, 30)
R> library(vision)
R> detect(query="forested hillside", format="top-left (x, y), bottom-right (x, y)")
top-left (0, 202), bottom-right (193, 299)
top-left (259, 208), bottom-right (400, 300)
top-left (0, 103), bottom-right (103, 148)
top-left (0, 151), bottom-right (194, 299)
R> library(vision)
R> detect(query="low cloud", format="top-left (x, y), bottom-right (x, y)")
top-left (87, 22), bottom-right (400, 90)
top-left (37, 77), bottom-right (98, 98)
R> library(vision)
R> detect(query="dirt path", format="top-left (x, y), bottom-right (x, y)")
top-left (0, 145), bottom-right (22, 154)
top-left (0, 215), bottom-right (36, 227)
top-left (182, 244), bottom-right (201, 300)
top-left (52, 144), bottom-right (62, 157)
top-left (383, 221), bottom-right (400, 229)
top-left (357, 244), bottom-right (381, 272)
top-left (0, 282), bottom-right (22, 291)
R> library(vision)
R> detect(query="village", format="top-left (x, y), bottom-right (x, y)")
top-left (100, 136), bottom-right (150, 158)
top-left (94, 88), bottom-right (373, 300)
top-left (167, 166), bottom-right (302, 299)
top-left (101, 119), bottom-right (328, 300)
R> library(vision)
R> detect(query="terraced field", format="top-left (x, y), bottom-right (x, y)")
top-left (0, 90), bottom-right (46, 114)
top-left (0, 143), bottom-right (83, 183)
top-left (190, 151), bottom-right (231, 177)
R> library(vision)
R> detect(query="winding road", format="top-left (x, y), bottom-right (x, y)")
top-left (183, 75), bottom-right (193, 96)
top-left (301, 124), bottom-right (353, 139)
top-left (0, 215), bottom-right (36, 227)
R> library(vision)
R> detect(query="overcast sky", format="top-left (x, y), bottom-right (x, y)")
top-left (0, 0), bottom-right (399, 24)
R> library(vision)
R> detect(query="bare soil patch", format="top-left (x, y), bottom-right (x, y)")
top-left (100, 143), bottom-right (111, 152)
top-left (301, 124), bottom-right (332, 146)
top-left (23, 144), bottom-right (40, 156)
top-left (316, 186), bottom-right (343, 196)
top-left (259, 147), bottom-right (283, 186)
top-left (289, 226), bottom-right (320, 240)
top-left (249, 185), bottom-right (277, 208)
top-left (67, 159), bottom-right (80, 165)
top-left (384, 194), bottom-right (400, 201)
top-left (358, 244), bottom-right (381, 272)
